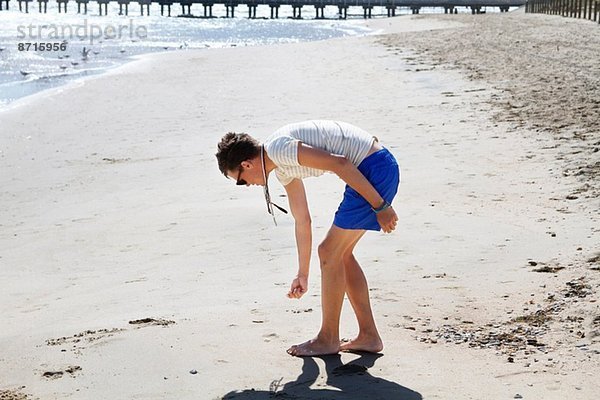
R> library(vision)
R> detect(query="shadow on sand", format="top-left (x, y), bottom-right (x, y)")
top-left (222, 353), bottom-right (422, 400)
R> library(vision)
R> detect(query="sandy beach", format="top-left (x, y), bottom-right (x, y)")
top-left (1, 11), bottom-right (599, 400)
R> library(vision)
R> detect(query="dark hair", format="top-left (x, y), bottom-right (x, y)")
top-left (216, 132), bottom-right (261, 177)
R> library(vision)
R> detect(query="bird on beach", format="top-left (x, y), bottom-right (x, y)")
top-left (20, 70), bottom-right (31, 76)
top-left (59, 65), bottom-right (68, 70)
top-left (81, 47), bottom-right (91, 61)
top-left (179, 41), bottom-right (189, 49)
top-left (93, 51), bottom-right (100, 55)
top-left (119, 48), bottom-right (126, 53)
top-left (71, 61), bottom-right (79, 66)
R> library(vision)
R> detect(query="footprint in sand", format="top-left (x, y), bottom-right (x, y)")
top-left (46, 328), bottom-right (124, 348)
top-left (289, 308), bottom-right (313, 314)
top-left (128, 318), bottom-right (175, 327)
top-left (45, 318), bottom-right (176, 353)
top-left (250, 309), bottom-right (268, 324)
top-left (263, 333), bottom-right (279, 342)
top-left (41, 365), bottom-right (82, 380)
top-left (0, 388), bottom-right (31, 400)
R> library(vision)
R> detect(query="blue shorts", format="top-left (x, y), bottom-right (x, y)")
top-left (333, 148), bottom-right (400, 231)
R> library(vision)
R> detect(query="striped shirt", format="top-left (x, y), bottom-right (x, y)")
top-left (264, 120), bottom-right (375, 186)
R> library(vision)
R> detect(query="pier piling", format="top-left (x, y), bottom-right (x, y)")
top-left (247, 4), bottom-right (257, 18)
top-left (98, 0), bottom-right (108, 15)
top-left (292, 4), bottom-right (302, 18)
top-left (139, 1), bottom-right (150, 15)
top-left (314, 5), bottom-right (323, 18)
top-left (225, 4), bottom-right (237, 17)
top-left (57, 0), bottom-right (68, 13)
top-left (117, 0), bottom-right (129, 15)
top-left (75, 0), bottom-right (88, 14)
top-left (180, 1), bottom-right (191, 14)
top-left (18, 0), bottom-right (30, 13)
top-left (98, 0), bottom-right (108, 14)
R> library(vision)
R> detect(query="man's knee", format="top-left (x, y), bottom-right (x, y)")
top-left (318, 240), bottom-right (344, 267)
top-left (317, 241), bottom-right (331, 261)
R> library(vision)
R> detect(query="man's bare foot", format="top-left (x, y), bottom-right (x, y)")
top-left (339, 335), bottom-right (383, 353)
top-left (286, 338), bottom-right (340, 357)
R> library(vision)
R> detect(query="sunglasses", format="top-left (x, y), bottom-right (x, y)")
top-left (236, 166), bottom-right (247, 186)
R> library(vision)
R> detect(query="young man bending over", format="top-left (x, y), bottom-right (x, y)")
top-left (216, 120), bottom-right (400, 357)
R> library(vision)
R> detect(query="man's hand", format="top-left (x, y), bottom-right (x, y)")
top-left (377, 206), bottom-right (398, 233)
top-left (287, 275), bottom-right (308, 299)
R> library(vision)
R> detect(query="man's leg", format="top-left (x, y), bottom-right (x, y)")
top-left (339, 237), bottom-right (383, 353)
top-left (287, 225), bottom-right (365, 357)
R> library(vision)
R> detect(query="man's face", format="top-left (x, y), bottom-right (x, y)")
top-left (227, 160), bottom-right (264, 187)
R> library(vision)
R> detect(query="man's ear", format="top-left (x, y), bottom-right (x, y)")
top-left (240, 160), bottom-right (252, 169)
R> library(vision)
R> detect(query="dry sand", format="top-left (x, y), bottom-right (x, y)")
top-left (377, 10), bottom-right (600, 200)
top-left (1, 11), bottom-right (599, 400)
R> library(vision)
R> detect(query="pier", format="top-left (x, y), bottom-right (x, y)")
top-left (526, 0), bottom-right (599, 23)
top-left (1, 0), bottom-right (524, 17)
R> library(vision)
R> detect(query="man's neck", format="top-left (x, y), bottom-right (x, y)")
top-left (262, 148), bottom-right (277, 175)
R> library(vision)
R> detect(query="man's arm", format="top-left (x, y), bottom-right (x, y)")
top-left (284, 179), bottom-right (312, 299)
top-left (296, 142), bottom-right (398, 233)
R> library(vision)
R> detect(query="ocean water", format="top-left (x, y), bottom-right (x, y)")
top-left (0, 4), bottom-right (516, 109)
top-left (0, 3), bottom-right (375, 109)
